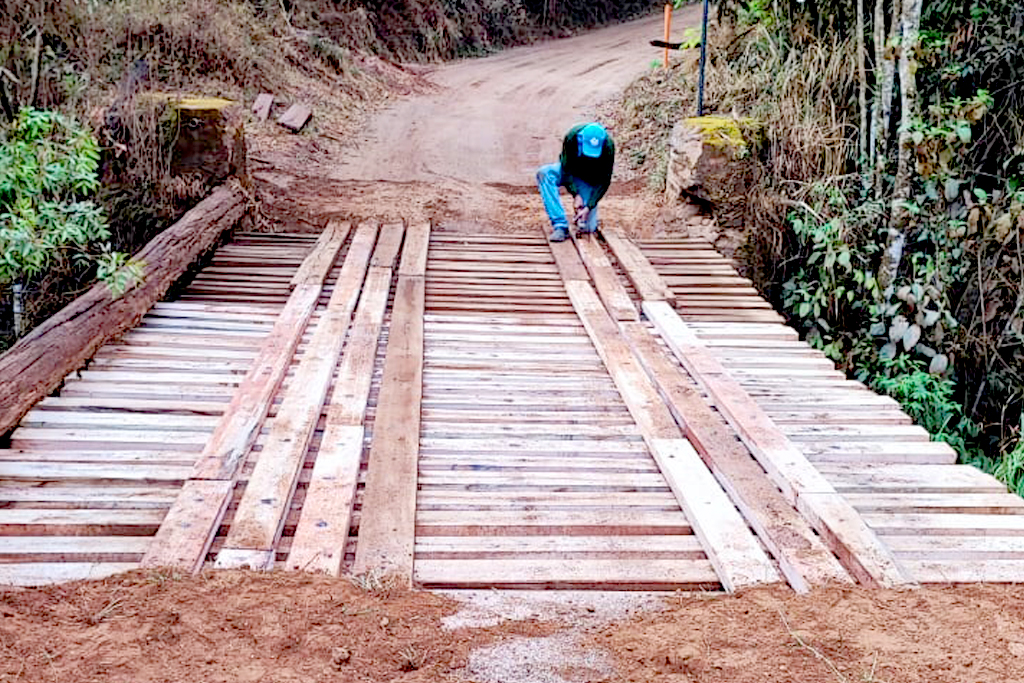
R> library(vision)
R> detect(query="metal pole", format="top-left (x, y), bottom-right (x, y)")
top-left (697, 0), bottom-right (710, 115)
top-left (663, 4), bottom-right (672, 68)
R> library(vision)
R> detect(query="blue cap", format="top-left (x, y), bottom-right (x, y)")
top-left (578, 123), bottom-right (606, 158)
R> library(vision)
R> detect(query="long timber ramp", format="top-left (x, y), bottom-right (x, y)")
top-left (1, 220), bottom-right (1022, 591)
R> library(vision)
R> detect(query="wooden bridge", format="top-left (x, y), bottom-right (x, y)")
top-left (1, 209), bottom-right (1021, 591)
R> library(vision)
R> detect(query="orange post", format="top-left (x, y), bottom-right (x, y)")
top-left (664, 4), bottom-right (672, 68)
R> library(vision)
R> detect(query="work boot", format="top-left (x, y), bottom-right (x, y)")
top-left (576, 223), bottom-right (597, 236)
top-left (549, 227), bottom-right (569, 242)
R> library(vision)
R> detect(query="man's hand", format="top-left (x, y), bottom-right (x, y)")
top-left (572, 195), bottom-right (587, 226)
top-left (574, 204), bottom-right (590, 228)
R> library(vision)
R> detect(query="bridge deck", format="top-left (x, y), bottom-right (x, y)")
top-left (0, 226), bottom-right (1018, 588)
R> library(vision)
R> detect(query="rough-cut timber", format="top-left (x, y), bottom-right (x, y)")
top-left (252, 93), bottom-right (273, 121)
top-left (0, 185), bottom-right (246, 437)
top-left (142, 225), bottom-right (347, 572)
top-left (562, 280), bottom-right (778, 591)
top-left (278, 104), bottom-right (312, 132)
top-left (353, 224), bottom-right (427, 584)
top-left (622, 321), bottom-right (851, 592)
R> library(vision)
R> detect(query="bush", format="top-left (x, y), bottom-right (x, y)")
top-left (614, 0), bottom-right (1024, 474)
top-left (0, 107), bottom-right (138, 292)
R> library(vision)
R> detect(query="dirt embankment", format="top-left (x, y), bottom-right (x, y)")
top-left (3, 572), bottom-right (1024, 682)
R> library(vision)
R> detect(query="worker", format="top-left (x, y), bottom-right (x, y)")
top-left (536, 122), bottom-right (615, 242)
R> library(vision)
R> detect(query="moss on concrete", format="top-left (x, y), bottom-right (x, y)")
top-left (682, 115), bottom-right (760, 157)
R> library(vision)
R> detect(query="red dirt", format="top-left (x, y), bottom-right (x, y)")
top-left (4, 574), bottom-right (1024, 682)
top-left (597, 583), bottom-right (1024, 683)
top-left (0, 569), bottom-right (550, 683)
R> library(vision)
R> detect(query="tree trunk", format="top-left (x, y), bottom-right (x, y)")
top-left (0, 184), bottom-right (247, 436)
top-left (871, 0), bottom-right (898, 194)
top-left (856, 0), bottom-right (869, 182)
top-left (880, 0), bottom-right (923, 290)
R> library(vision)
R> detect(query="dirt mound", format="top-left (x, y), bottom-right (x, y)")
top-left (0, 569), bottom-right (547, 683)
top-left (3, 574), bottom-right (1024, 683)
top-left (596, 583), bottom-right (1024, 682)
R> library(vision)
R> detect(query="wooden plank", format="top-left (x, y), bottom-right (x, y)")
top-left (564, 282), bottom-right (678, 440)
top-left (899, 559), bottom-right (1024, 583)
top-left (216, 224), bottom-right (379, 563)
top-left (140, 479), bottom-right (234, 572)
top-left (820, 464), bottom-right (1008, 494)
top-left (861, 512), bottom-right (1024, 535)
top-left (326, 268), bottom-right (394, 425)
top-left (547, 234), bottom-right (590, 282)
top-left (0, 563), bottom-right (138, 587)
top-left (622, 322), bottom-right (850, 592)
top-left (415, 535), bottom-right (702, 554)
top-left (0, 461), bottom-right (191, 482)
top-left (277, 103), bottom-right (312, 131)
top-left (649, 439), bottom-right (780, 590)
top-left (371, 223), bottom-right (405, 268)
top-left (352, 275), bottom-right (425, 583)
top-left (603, 232), bottom-right (675, 304)
top-left (141, 230), bottom-right (348, 572)
top-left (414, 558), bottom-right (719, 588)
top-left (563, 282), bottom-right (775, 591)
top-left (286, 426), bottom-right (365, 573)
top-left (572, 235), bottom-right (638, 321)
top-left (0, 536), bottom-right (150, 557)
top-left (0, 186), bottom-right (246, 436)
top-left (289, 219), bottom-right (347, 286)
top-left (252, 93), bottom-right (273, 121)
top-left (845, 493), bottom-right (1024, 514)
top-left (0, 484), bottom-right (178, 506)
top-left (886, 535), bottom-right (1024, 560)
top-left (644, 300), bottom-right (912, 588)
top-left (399, 223), bottom-right (431, 277)
top-left (190, 225), bottom-right (348, 481)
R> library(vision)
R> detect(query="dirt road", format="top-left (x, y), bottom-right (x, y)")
top-left (256, 8), bottom-right (707, 233)
top-left (330, 9), bottom-right (700, 186)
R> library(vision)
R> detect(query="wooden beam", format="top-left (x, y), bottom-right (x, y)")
top-left (352, 251), bottom-right (426, 582)
top-left (622, 321), bottom-right (851, 592)
top-left (140, 479), bottom-right (234, 573)
top-left (547, 232), bottom-right (591, 282)
top-left (398, 223), bottom-right (430, 277)
top-left (190, 220), bottom-right (350, 481)
top-left (141, 222), bottom-right (350, 572)
top-left (215, 224), bottom-right (379, 566)
top-left (571, 234), bottom-right (639, 321)
top-left (286, 225), bottom-right (417, 575)
top-left (603, 232), bottom-right (676, 304)
top-left (643, 300), bottom-right (912, 588)
top-left (0, 185), bottom-right (246, 437)
top-left (650, 438), bottom-right (781, 591)
top-left (563, 281), bottom-right (778, 591)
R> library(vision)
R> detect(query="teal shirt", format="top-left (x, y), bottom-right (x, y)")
top-left (559, 124), bottom-right (615, 208)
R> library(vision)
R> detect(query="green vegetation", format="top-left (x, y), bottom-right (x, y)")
top-left (0, 108), bottom-right (140, 304)
top-left (0, 0), bottom-right (661, 347)
top-left (619, 0), bottom-right (1024, 486)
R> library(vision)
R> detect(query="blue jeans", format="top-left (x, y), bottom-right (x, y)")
top-left (536, 163), bottom-right (599, 232)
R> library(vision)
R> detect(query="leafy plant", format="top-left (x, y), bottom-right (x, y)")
top-left (994, 425), bottom-right (1024, 497)
top-left (868, 354), bottom-right (980, 457)
top-left (0, 107), bottom-right (141, 297)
